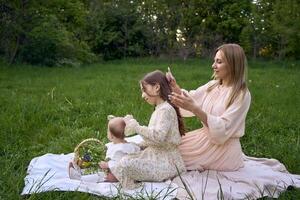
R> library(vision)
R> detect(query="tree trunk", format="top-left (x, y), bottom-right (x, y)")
top-left (253, 36), bottom-right (257, 60)
top-left (9, 35), bottom-right (20, 65)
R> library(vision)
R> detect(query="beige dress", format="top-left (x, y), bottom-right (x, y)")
top-left (179, 80), bottom-right (251, 171)
top-left (111, 101), bottom-right (186, 189)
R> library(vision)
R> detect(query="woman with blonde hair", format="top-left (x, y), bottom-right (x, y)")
top-left (168, 43), bottom-right (300, 199)
top-left (168, 43), bottom-right (250, 171)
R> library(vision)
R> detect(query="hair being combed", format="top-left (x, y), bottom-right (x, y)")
top-left (141, 70), bottom-right (185, 136)
top-left (208, 43), bottom-right (248, 108)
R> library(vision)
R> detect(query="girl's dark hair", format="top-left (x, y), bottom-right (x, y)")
top-left (141, 70), bottom-right (185, 136)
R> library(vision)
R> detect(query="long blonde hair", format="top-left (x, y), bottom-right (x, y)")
top-left (208, 43), bottom-right (248, 108)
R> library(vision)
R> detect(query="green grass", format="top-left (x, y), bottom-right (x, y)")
top-left (0, 58), bottom-right (299, 199)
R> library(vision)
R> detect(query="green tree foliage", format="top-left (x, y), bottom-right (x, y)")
top-left (19, 14), bottom-right (95, 66)
top-left (139, 0), bottom-right (185, 58)
top-left (240, 1), bottom-right (273, 58)
top-left (240, 0), bottom-right (300, 59)
top-left (0, 0), bottom-right (299, 65)
top-left (270, 0), bottom-right (300, 59)
top-left (179, 0), bottom-right (251, 57)
top-left (0, 0), bottom-right (25, 64)
top-left (86, 0), bottom-right (149, 60)
top-left (0, 0), bottom-right (95, 66)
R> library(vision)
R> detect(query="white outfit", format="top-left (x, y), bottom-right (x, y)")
top-left (105, 142), bottom-right (141, 171)
top-left (69, 142), bottom-right (140, 182)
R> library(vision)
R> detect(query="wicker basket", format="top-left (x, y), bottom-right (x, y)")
top-left (73, 138), bottom-right (106, 175)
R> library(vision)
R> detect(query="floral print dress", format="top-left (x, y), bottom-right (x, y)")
top-left (111, 101), bottom-right (186, 189)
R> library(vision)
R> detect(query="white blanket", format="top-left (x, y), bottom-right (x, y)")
top-left (22, 135), bottom-right (300, 199)
top-left (21, 153), bottom-right (177, 199)
top-left (173, 155), bottom-right (300, 199)
top-left (21, 135), bottom-right (177, 199)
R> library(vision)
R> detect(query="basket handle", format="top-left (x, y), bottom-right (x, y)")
top-left (74, 138), bottom-right (102, 153)
top-left (73, 138), bottom-right (102, 164)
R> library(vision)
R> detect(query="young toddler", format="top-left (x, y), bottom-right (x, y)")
top-left (68, 116), bottom-right (140, 182)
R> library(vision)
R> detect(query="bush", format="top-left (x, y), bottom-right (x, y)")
top-left (19, 15), bottom-right (96, 66)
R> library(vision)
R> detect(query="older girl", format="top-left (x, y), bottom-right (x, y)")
top-left (111, 70), bottom-right (186, 189)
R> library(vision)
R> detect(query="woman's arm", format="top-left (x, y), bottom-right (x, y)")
top-left (205, 91), bottom-right (251, 144)
top-left (170, 90), bottom-right (251, 144)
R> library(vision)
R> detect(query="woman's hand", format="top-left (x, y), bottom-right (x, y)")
top-left (169, 91), bottom-right (198, 112)
top-left (169, 91), bottom-right (208, 126)
top-left (99, 161), bottom-right (109, 169)
top-left (166, 67), bottom-right (181, 94)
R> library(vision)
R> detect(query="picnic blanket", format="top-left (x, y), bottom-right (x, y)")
top-left (21, 135), bottom-right (177, 199)
top-left (173, 155), bottom-right (300, 199)
top-left (22, 135), bottom-right (300, 199)
top-left (21, 153), bottom-right (177, 199)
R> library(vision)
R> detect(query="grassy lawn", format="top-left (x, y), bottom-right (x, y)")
top-left (0, 58), bottom-right (299, 199)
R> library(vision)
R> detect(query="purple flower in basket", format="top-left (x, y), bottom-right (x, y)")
top-left (82, 152), bottom-right (92, 162)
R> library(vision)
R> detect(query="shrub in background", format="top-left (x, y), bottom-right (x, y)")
top-left (18, 15), bottom-right (96, 67)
